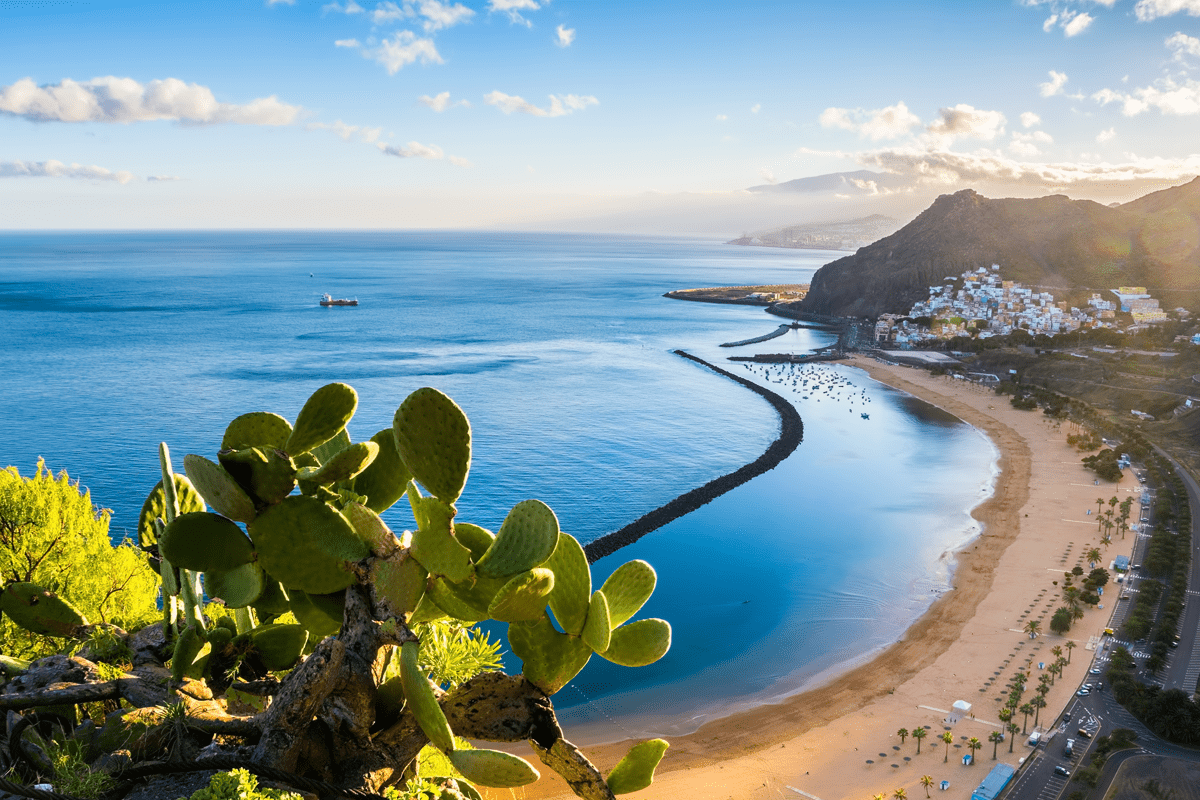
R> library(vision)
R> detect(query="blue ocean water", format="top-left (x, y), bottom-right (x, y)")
top-left (0, 231), bottom-right (995, 739)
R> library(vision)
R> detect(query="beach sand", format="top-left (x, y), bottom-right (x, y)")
top-left (505, 355), bottom-right (1140, 800)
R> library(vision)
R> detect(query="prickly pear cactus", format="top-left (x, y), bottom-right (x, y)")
top-left (136, 382), bottom-right (671, 800)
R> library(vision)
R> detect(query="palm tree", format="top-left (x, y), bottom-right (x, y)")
top-left (874, 794), bottom-right (886, 800)
top-left (1096, 497), bottom-right (1105, 524)
top-left (1031, 694), bottom-right (1047, 728)
top-left (912, 726), bottom-right (927, 754)
top-left (897, 727), bottom-right (909, 746)
top-left (1100, 533), bottom-right (1112, 550)
top-left (1051, 645), bottom-right (1063, 660)
top-left (1007, 723), bottom-right (1020, 753)
top-left (1087, 547), bottom-right (1102, 568)
top-left (893, 789), bottom-right (907, 800)
top-left (920, 775), bottom-right (934, 798)
top-left (1019, 703), bottom-right (1034, 734)
top-left (941, 731), bottom-right (954, 762)
top-left (1072, 604), bottom-right (1085, 622)
top-left (1024, 619), bottom-right (1041, 638)
top-left (998, 707), bottom-right (1012, 733)
top-left (1066, 640), bottom-right (1076, 662)
top-left (967, 737), bottom-right (982, 764)
top-left (989, 730), bottom-right (1004, 759)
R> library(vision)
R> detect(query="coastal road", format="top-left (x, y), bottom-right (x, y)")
top-left (1152, 445), bottom-right (1200, 694)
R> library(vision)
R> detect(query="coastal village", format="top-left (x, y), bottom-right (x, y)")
top-left (873, 265), bottom-right (1177, 348)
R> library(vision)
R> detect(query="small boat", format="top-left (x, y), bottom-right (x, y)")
top-left (320, 293), bottom-right (358, 307)
top-left (861, 413), bottom-right (870, 419)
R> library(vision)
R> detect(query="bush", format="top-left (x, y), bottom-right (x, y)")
top-left (0, 461), bottom-right (159, 658)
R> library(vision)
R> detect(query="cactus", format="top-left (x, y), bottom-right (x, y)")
top-left (134, 383), bottom-right (670, 800)
top-left (606, 739), bottom-right (669, 795)
top-left (0, 582), bottom-right (87, 637)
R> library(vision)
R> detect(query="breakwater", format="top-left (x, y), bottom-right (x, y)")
top-left (582, 350), bottom-right (804, 563)
top-left (719, 324), bottom-right (794, 348)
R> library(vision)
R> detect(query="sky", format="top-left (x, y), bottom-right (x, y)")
top-left (4, 0), bottom-right (1200, 233)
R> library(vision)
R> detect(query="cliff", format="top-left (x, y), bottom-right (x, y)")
top-left (800, 178), bottom-right (1200, 318)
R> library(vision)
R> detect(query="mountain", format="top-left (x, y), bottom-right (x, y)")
top-left (747, 170), bottom-right (914, 195)
top-left (727, 214), bottom-right (902, 251)
top-left (800, 178), bottom-right (1200, 319)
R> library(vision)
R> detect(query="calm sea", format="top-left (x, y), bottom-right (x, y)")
top-left (0, 231), bottom-right (996, 740)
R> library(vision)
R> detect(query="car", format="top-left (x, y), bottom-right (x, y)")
top-left (1077, 688), bottom-right (1090, 696)
top-left (1090, 668), bottom-right (1102, 674)
top-left (1055, 765), bottom-right (1071, 776)
top-left (1078, 728), bottom-right (1092, 739)
top-left (1063, 712), bottom-right (1072, 722)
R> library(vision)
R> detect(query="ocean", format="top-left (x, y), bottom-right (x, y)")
top-left (0, 230), bottom-right (996, 740)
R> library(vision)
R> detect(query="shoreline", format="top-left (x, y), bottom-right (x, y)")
top-left (516, 354), bottom-right (1135, 800)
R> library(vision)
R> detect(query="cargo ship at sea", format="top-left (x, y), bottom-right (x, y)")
top-left (320, 293), bottom-right (358, 306)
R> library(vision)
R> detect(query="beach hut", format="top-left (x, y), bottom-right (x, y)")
top-left (940, 781), bottom-right (950, 791)
top-left (949, 699), bottom-right (972, 723)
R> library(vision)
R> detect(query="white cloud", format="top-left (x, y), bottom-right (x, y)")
top-left (377, 139), bottom-right (469, 166)
top-left (484, 91), bottom-right (598, 117)
top-left (1167, 31), bottom-right (1200, 60)
top-left (0, 77), bottom-right (302, 125)
top-left (308, 119), bottom-right (383, 142)
top-left (751, 103), bottom-right (761, 114)
top-left (1043, 13), bottom-right (1059, 31)
top-left (1020, 111), bottom-right (1042, 127)
top-left (1094, 76), bottom-right (1200, 115)
top-left (147, 175), bottom-right (182, 182)
top-left (927, 104), bottom-right (1007, 141)
top-left (418, 0), bottom-right (474, 31)
top-left (335, 38), bottom-right (361, 47)
top-left (489, 0), bottom-right (540, 26)
top-left (0, 159), bottom-right (136, 183)
top-left (758, 168), bottom-right (777, 184)
top-left (1040, 70), bottom-right (1070, 97)
top-left (323, 0), bottom-right (364, 12)
top-left (371, 1), bottom-right (409, 24)
top-left (715, 113), bottom-right (728, 121)
top-left (1010, 130), bottom-right (1054, 155)
top-left (1097, 127), bottom-right (1117, 142)
top-left (818, 101), bottom-right (921, 141)
top-left (1135, 0), bottom-right (1200, 21)
top-left (362, 31), bottom-right (443, 74)
top-left (857, 146), bottom-right (1200, 189)
top-left (1063, 11), bottom-right (1094, 36)
top-left (555, 24), bottom-right (575, 47)
top-left (267, 0), bottom-right (295, 5)
top-left (418, 91), bottom-right (469, 111)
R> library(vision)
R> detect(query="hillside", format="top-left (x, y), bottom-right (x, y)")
top-left (727, 214), bottom-right (901, 251)
top-left (800, 178), bottom-right (1200, 318)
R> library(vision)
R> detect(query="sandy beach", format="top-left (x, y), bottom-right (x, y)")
top-left (511, 355), bottom-right (1140, 800)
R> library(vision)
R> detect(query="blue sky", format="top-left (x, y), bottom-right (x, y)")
top-left (4, 0), bottom-right (1200, 231)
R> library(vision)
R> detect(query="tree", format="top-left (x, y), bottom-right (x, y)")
top-left (1025, 620), bottom-right (1041, 638)
top-left (1087, 547), bottom-right (1102, 568)
top-left (989, 730), bottom-right (1003, 759)
top-left (0, 461), bottom-right (160, 658)
top-left (912, 726), bottom-right (927, 754)
top-left (1032, 694), bottom-right (1047, 728)
top-left (1051, 607), bottom-right (1073, 634)
top-left (898, 727), bottom-right (909, 746)
top-left (893, 789), bottom-right (907, 800)
top-left (1019, 703), bottom-right (1034, 734)
top-left (921, 775), bottom-right (934, 798)
top-left (967, 737), bottom-right (982, 764)
top-left (1066, 640), bottom-right (1076, 662)
top-left (942, 731), bottom-right (954, 762)
top-left (1007, 723), bottom-right (1020, 753)
top-left (1097, 497), bottom-right (1105, 521)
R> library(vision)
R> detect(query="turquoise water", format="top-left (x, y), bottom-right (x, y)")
top-left (0, 231), bottom-right (995, 738)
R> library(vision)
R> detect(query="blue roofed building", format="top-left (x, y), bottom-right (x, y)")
top-left (1114, 554), bottom-right (1130, 572)
top-left (971, 763), bottom-right (1015, 800)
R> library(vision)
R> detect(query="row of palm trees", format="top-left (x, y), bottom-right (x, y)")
top-left (1095, 494), bottom-right (1134, 542)
top-left (874, 776), bottom-right (936, 800)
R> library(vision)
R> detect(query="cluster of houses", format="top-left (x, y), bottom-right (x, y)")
top-left (874, 265), bottom-right (1174, 347)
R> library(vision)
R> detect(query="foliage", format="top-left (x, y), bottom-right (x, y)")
top-left (385, 620), bottom-right (503, 692)
top-left (0, 461), bottom-right (159, 658)
top-left (1049, 607), bottom-right (1073, 635)
top-left (48, 737), bottom-right (116, 798)
top-left (178, 769), bottom-right (302, 800)
top-left (1081, 449), bottom-right (1122, 482)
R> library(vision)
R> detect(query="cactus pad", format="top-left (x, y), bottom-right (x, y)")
top-left (251, 575), bottom-right (291, 620)
top-left (285, 383), bottom-right (358, 456)
top-left (311, 427), bottom-right (352, 466)
top-left (160, 512), bottom-right (255, 573)
top-left (544, 533), bottom-right (590, 636)
top-left (581, 590), bottom-right (611, 654)
top-left (203, 562), bottom-right (265, 608)
top-left (171, 624), bottom-right (210, 681)
top-left (600, 560), bottom-right (656, 628)
top-left (487, 568), bottom-right (555, 623)
top-left (350, 428), bottom-right (412, 513)
top-left (343, 503), bottom-right (402, 557)
top-left (138, 475), bottom-right (206, 550)
top-left (304, 441), bottom-right (379, 487)
top-left (369, 554), bottom-right (427, 621)
top-left (288, 589), bottom-right (343, 640)
top-left (508, 615), bottom-right (591, 695)
top-left (606, 739), bottom-right (669, 795)
top-left (222, 412), bottom-right (292, 451)
top-left (400, 640), bottom-right (455, 752)
top-left (0, 583), bottom-right (87, 637)
top-left (409, 490), bottom-right (472, 583)
top-left (218, 447), bottom-right (297, 507)
top-left (449, 522), bottom-right (494, 562)
top-left (408, 591), bottom-right (449, 625)
top-left (249, 623), bottom-right (309, 671)
top-left (447, 749), bottom-right (539, 788)
top-left (427, 573), bottom-right (506, 622)
top-left (598, 619), bottom-right (671, 667)
top-left (476, 499), bottom-right (559, 579)
top-left (392, 387), bottom-right (471, 503)
top-left (182, 455), bottom-right (256, 523)
top-left (248, 496), bottom-right (367, 594)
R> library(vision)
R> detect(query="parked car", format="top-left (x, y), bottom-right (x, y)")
top-left (1055, 765), bottom-right (1071, 776)
top-left (1077, 689), bottom-right (1090, 696)
top-left (1089, 668), bottom-right (1102, 675)
top-left (1078, 728), bottom-right (1092, 739)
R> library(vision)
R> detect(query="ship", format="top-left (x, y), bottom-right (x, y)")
top-left (320, 293), bottom-right (358, 307)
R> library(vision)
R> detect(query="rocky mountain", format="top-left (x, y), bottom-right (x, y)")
top-left (800, 178), bottom-right (1200, 319)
